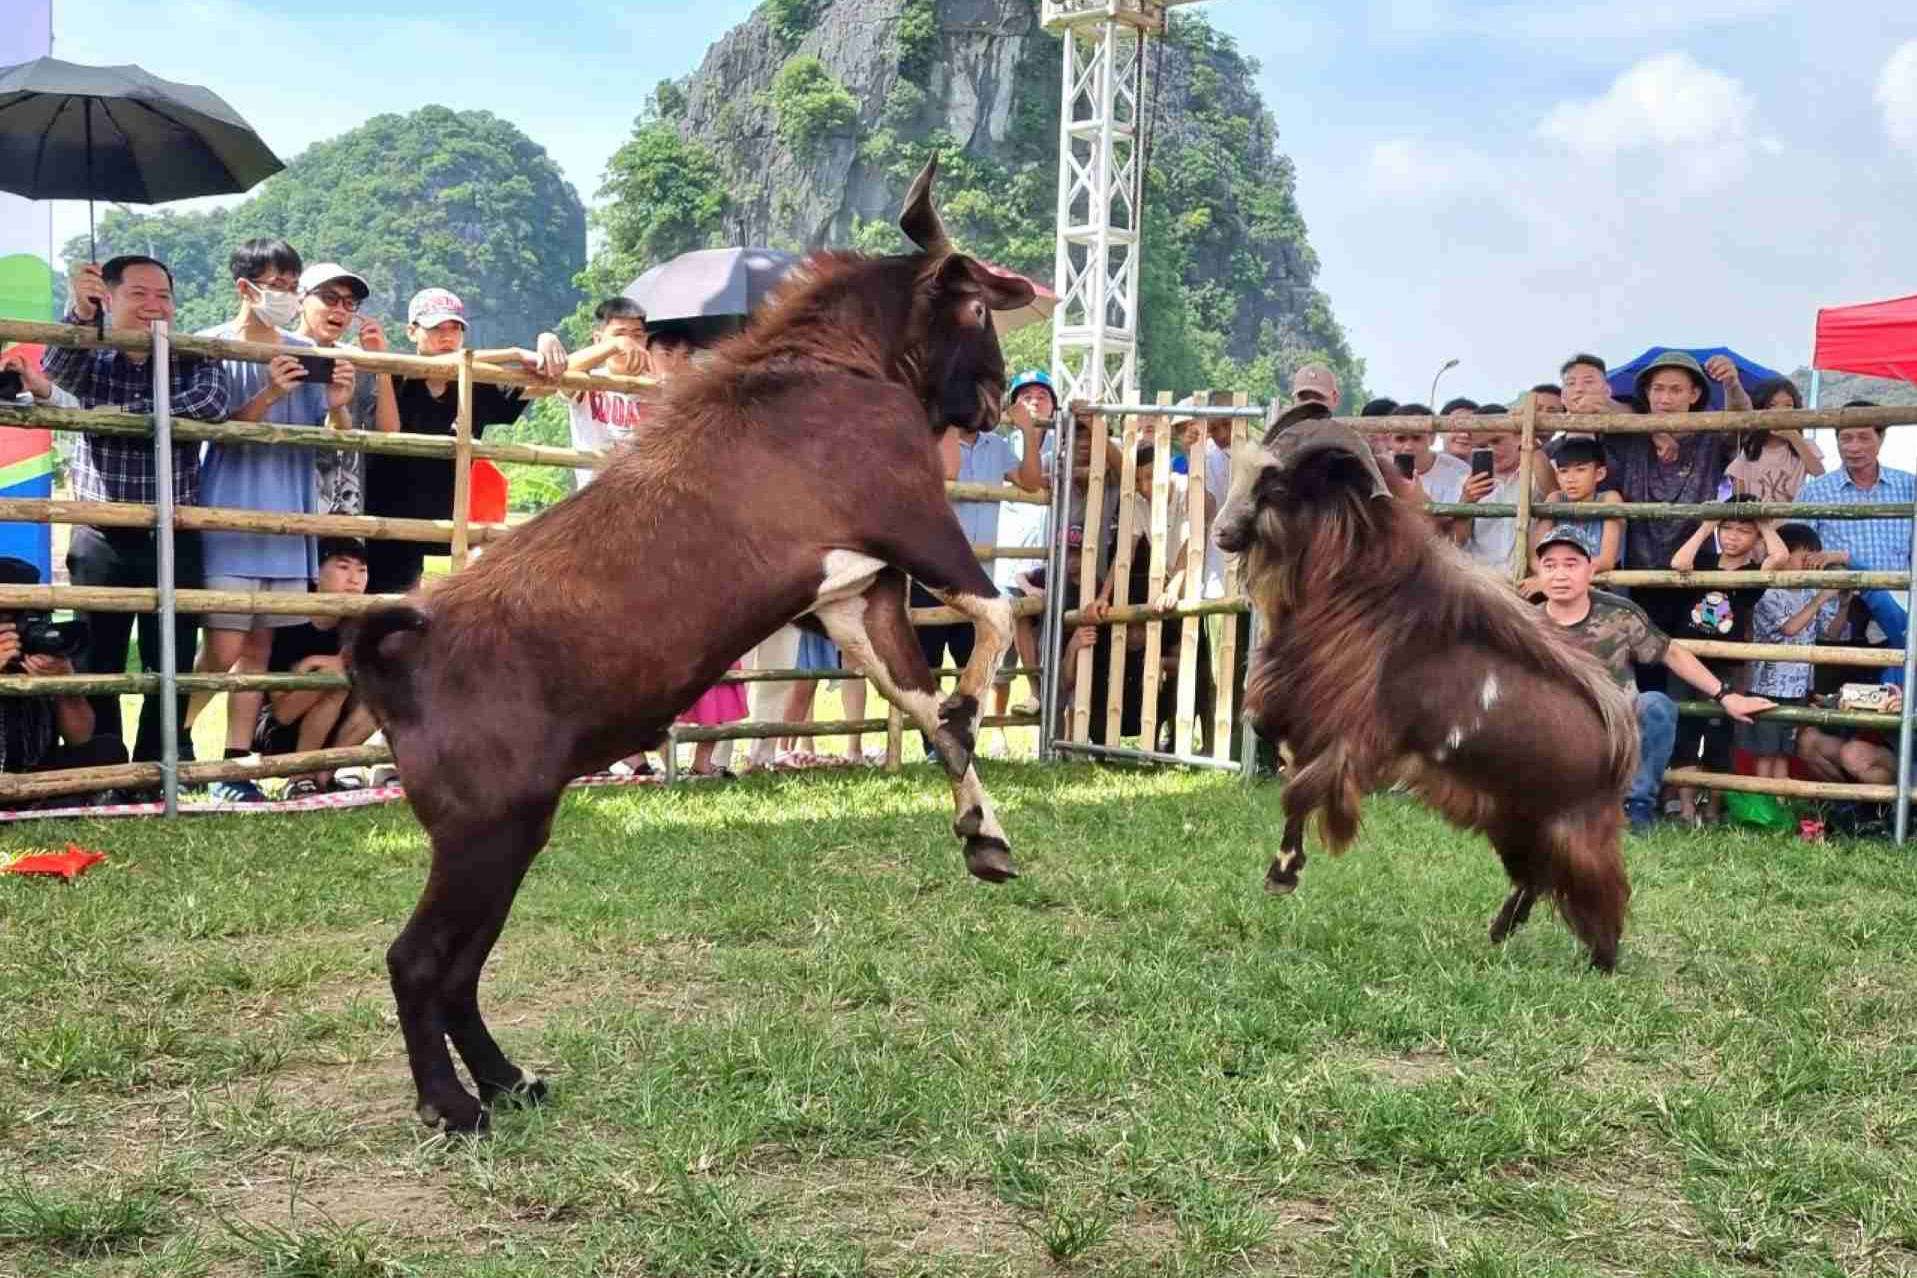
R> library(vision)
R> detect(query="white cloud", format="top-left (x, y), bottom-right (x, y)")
top-left (1879, 40), bottom-right (1917, 157)
top-left (1537, 53), bottom-right (1755, 159)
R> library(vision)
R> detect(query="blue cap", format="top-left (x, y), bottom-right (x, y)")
top-left (1007, 369), bottom-right (1055, 407)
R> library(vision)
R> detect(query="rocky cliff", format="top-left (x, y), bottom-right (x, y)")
top-left (630, 0), bottom-right (1362, 396)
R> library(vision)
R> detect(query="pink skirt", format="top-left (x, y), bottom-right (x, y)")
top-left (678, 661), bottom-right (749, 725)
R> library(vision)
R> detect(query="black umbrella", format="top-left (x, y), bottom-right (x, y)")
top-left (0, 57), bottom-right (285, 264)
top-left (625, 247), bottom-right (800, 324)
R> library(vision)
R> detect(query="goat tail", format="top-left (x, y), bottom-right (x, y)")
top-left (345, 603), bottom-right (430, 726)
top-left (1545, 802), bottom-right (1632, 971)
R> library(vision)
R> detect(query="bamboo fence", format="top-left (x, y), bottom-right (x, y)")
top-left (0, 317), bottom-right (1063, 807)
top-left (8, 313), bottom-right (1916, 834)
top-left (1064, 390), bottom-right (1917, 838)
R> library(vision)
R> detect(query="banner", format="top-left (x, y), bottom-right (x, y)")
top-left (1, 0), bottom-right (56, 578)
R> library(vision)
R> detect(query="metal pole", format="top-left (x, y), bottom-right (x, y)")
top-left (1237, 607), bottom-right (1261, 785)
top-left (1897, 507), bottom-right (1917, 844)
top-left (151, 320), bottom-right (180, 816)
top-left (663, 728), bottom-right (679, 786)
top-left (1038, 404), bottom-right (1076, 762)
top-left (1052, 739), bottom-right (1244, 773)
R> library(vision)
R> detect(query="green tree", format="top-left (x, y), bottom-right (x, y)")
top-left (769, 57), bottom-right (861, 161)
top-left (566, 120), bottom-right (731, 344)
top-left (64, 107), bottom-right (586, 348)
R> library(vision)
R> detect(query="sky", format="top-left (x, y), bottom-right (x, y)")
top-left (35, 0), bottom-right (1917, 431)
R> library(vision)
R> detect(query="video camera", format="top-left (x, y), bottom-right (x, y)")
top-left (0, 555), bottom-right (90, 673)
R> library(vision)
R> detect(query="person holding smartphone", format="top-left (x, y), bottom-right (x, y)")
top-left (1452, 402), bottom-right (1553, 571)
top-left (185, 239), bottom-right (358, 801)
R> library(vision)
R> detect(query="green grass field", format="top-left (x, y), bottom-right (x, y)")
top-left (3, 763), bottom-right (1915, 1277)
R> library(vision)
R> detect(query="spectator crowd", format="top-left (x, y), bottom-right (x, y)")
top-left (2, 239), bottom-right (1912, 838)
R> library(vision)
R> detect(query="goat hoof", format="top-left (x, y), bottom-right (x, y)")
top-left (1264, 848), bottom-right (1305, 895)
top-left (964, 837), bottom-right (1018, 883)
top-left (479, 1070), bottom-right (549, 1110)
top-left (417, 1096), bottom-right (489, 1136)
top-left (1589, 949), bottom-right (1618, 975)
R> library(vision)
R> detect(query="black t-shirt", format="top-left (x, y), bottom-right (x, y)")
top-left (363, 378), bottom-right (528, 521)
top-left (1671, 544), bottom-right (1764, 679)
top-left (268, 621), bottom-right (343, 673)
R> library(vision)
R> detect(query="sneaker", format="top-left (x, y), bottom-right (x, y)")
top-left (1012, 697), bottom-right (1041, 716)
top-left (367, 762), bottom-right (400, 788)
top-left (284, 778), bottom-right (324, 800)
top-left (209, 778), bottom-right (268, 805)
top-left (331, 767), bottom-right (369, 790)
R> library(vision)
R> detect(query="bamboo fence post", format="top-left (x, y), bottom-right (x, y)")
top-left (1660, 766), bottom-right (1894, 803)
top-left (1070, 410), bottom-right (1109, 743)
top-left (1213, 393), bottom-right (1248, 760)
top-left (1509, 390), bottom-right (1539, 584)
top-left (1174, 391), bottom-right (1216, 756)
top-left (885, 696), bottom-right (904, 771)
top-left (450, 350), bottom-right (475, 571)
top-left (1104, 413), bottom-right (1140, 745)
top-left (1139, 392), bottom-right (1174, 752)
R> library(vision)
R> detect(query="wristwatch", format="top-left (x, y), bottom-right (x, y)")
top-left (1709, 683), bottom-right (1730, 704)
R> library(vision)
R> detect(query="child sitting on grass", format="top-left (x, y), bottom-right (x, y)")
top-left (1742, 524), bottom-right (1851, 786)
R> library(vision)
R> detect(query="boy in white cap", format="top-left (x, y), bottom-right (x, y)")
top-left (187, 239), bottom-right (360, 802)
top-left (360, 287), bottom-right (566, 595)
top-left (294, 261), bottom-right (400, 515)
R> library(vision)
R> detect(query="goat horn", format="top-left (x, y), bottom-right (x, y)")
top-left (1261, 399), bottom-right (1331, 447)
top-left (900, 155), bottom-right (951, 256)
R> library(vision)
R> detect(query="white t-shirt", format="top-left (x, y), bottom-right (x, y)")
top-left (1463, 469), bottom-right (1525, 569)
top-left (564, 370), bottom-right (649, 488)
top-left (1119, 473), bottom-right (1191, 578)
top-left (1201, 438), bottom-right (1232, 598)
top-left (1419, 451), bottom-right (1470, 506)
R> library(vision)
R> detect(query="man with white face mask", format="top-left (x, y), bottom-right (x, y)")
top-left (186, 238), bottom-right (356, 802)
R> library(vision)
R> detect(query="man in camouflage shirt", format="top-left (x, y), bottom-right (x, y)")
top-left (1533, 526), bottom-right (1775, 833)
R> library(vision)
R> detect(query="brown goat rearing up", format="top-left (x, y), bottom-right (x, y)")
top-left (1215, 403), bottom-right (1638, 970)
top-left (348, 157), bottom-right (1034, 1133)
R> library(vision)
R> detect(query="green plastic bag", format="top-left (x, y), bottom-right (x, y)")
top-left (1724, 789), bottom-right (1794, 831)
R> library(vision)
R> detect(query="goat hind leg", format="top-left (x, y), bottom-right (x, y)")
top-left (821, 575), bottom-right (1017, 882)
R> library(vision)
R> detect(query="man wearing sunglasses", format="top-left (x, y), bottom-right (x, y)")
top-left (295, 264), bottom-right (399, 516)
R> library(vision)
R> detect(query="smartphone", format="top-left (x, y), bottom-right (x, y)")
top-left (1470, 447), bottom-right (1495, 478)
top-left (1392, 452), bottom-right (1416, 480)
top-left (294, 354), bottom-right (335, 385)
top-left (0, 368), bottom-right (22, 400)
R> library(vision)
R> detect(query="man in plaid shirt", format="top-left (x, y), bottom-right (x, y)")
top-left (43, 255), bottom-right (229, 775)
top-left (1796, 403), bottom-right (1917, 687)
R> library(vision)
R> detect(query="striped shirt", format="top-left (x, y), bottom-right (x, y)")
top-left (1796, 465), bottom-right (1916, 574)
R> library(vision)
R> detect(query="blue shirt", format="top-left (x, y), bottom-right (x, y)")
top-left (1796, 465), bottom-right (1916, 574)
top-left (195, 323), bottom-right (331, 580)
top-left (951, 431), bottom-right (1019, 548)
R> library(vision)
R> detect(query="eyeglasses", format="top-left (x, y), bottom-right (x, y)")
top-left (310, 290), bottom-right (361, 313)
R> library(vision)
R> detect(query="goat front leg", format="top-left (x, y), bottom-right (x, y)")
top-left (819, 573), bottom-right (1017, 882)
top-left (1266, 812), bottom-right (1309, 895)
top-left (921, 585), bottom-right (1015, 775)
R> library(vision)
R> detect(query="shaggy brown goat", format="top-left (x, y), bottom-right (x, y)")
top-left (347, 157), bottom-right (1032, 1132)
top-left (1215, 403), bottom-right (1637, 970)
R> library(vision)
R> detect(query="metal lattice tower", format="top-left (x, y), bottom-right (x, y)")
top-left (1041, 0), bottom-right (1210, 408)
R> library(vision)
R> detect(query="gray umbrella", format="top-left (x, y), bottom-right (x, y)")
top-left (0, 57), bottom-right (285, 261)
top-left (624, 247), bottom-right (800, 324)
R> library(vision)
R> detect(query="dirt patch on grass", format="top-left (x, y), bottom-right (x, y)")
top-left (220, 1172), bottom-right (452, 1235)
top-left (1366, 1051), bottom-right (1458, 1086)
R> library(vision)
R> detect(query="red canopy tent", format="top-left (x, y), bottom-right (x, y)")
top-left (1812, 293), bottom-right (1917, 384)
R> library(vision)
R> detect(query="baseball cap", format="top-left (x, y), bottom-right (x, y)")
top-left (1292, 362), bottom-right (1338, 403)
top-left (0, 555), bottom-right (41, 586)
top-left (408, 287), bottom-right (467, 329)
top-left (297, 263), bottom-right (369, 300)
top-left (1535, 525), bottom-right (1598, 560)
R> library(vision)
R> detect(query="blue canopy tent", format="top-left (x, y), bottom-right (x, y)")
top-left (1604, 345), bottom-right (1787, 410)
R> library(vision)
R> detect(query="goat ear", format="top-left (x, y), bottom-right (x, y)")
top-left (937, 253), bottom-right (1036, 311)
top-left (900, 155), bottom-right (952, 256)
